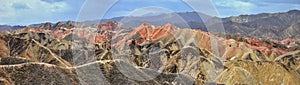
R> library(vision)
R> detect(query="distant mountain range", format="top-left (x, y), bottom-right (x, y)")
top-left (0, 25), bottom-right (26, 32)
top-left (84, 10), bottom-right (300, 40)
top-left (221, 10), bottom-right (300, 40)
top-left (1, 10), bottom-right (299, 40)
top-left (84, 11), bottom-right (213, 30)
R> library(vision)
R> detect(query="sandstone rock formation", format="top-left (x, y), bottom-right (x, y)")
top-left (0, 22), bottom-right (299, 84)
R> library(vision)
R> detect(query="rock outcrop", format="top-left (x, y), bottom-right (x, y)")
top-left (0, 22), bottom-right (299, 84)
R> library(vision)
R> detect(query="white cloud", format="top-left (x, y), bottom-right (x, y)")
top-left (0, 0), bottom-right (71, 25)
top-left (122, 0), bottom-right (181, 2)
top-left (215, 0), bottom-right (255, 13)
top-left (213, 0), bottom-right (300, 17)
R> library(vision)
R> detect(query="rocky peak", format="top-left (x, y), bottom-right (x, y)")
top-left (0, 21), bottom-right (299, 84)
top-left (160, 23), bottom-right (177, 31)
top-left (38, 22), bottom-right (53, 30)
top-left (98, 21), bottom-right (117, 31)
top-left (53, 21), bottom-right (76, 29)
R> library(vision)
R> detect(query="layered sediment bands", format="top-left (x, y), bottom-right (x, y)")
top-left (0, 37), bottom-right (8, 58)
top-left (0, 22), bottom-right (299, 84)
top-left (0, 60), bottom-right (200, 84)
top-left (218, 61), bottom-right (300, 85)
top-left (0, 57), bottom-right (31, 65)
top-left (275, 50), bottom-right (300, 74)
top-left (0, 63), bottom-right (78, 84)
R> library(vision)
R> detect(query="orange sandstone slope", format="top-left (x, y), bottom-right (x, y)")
top-left (11, 22), bottom-right (293, 61)
top-left (1, 22), bottom-right (299, 84)
top-left (115, 23), bottom-right (289, 61)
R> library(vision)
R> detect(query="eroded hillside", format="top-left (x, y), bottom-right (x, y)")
top-left (0, 21), bottom-right (299, 84)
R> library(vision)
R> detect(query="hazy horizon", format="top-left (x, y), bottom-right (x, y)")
top-left (0, 0), bottom-right (299, 25)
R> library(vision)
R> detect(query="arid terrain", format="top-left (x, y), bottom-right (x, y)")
top-left (0, 10), bottom-right (299, 85)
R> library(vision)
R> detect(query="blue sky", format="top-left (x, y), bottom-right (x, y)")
top-left (0, 0), bottom-right (299, 25)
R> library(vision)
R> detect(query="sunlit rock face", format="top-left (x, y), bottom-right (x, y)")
top-left (0, 21), bottom-right (299, 85)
